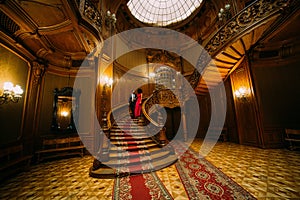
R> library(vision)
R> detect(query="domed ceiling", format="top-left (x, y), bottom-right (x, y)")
top-left (127, 0), bottom-right (203, 26)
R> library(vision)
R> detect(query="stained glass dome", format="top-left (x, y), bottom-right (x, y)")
top-left (127, 0), bottom-right (203, 26)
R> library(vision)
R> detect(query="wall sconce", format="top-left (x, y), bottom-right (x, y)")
top-left (149, 72), bottom-right (155, 78)
top-left (105, 10), bottom-right (117, 28)
top-left (60, 111), bottom-right (69, 117)
top-left (0, 81), bottom-right (24, 105)
top-left (234, 87), bottom-right (250, 102)
top-left (218, 3), bottom-right (231, 22)
top-left (103, 76), bottom-right (113, 88)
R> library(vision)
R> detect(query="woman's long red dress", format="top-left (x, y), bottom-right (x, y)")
top-left (134, 93), bottom-right (142, 118)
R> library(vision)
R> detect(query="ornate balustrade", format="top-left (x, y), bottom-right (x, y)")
top-left (143, 89), bottom-right (180, 127)
top-left (205, 0), bottom-right (290, 56)
top-left (189, 0), bottom-right (291, 89)
top-left (77, 0), bottom-right (102, 32)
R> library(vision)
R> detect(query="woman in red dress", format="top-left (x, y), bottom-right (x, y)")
top-left (134, 88), bottom-right (143, 118)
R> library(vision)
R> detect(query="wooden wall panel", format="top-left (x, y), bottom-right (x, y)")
top-left (224, 79), bottom-right (239, 143)
top-left (0, 45), bottom-right (29, 146)
top-left (251, 53), bottom-right (300, 148)
top-left (230, 59), bottom-right (263, 147)
top-left (196, 95), bottom-right (211, 138)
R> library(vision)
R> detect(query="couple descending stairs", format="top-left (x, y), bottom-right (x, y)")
top-left (90, 115), bottom-right (177, 178)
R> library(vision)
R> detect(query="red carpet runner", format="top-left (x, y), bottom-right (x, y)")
top-left (113, 172), bottom-right (172, 200)
top-left (173, 141), bottom-right (256, 200)
top-left (113, 140), bottom-right (256, 200)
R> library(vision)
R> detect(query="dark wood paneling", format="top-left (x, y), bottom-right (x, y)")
top-left (224, 79), bottom-right (239, 143)
top-left (262, 127), bottom-right (284, 148)
top-left (230, 59), bottom-right (263, 147)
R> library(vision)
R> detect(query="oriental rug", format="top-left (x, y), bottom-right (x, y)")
top-left (173, 141), bottom-right (256, 200)
top-left (113, 141), bottom-right (256, 200)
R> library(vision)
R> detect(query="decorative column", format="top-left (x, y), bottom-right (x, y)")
top-left (23, 61), bottom-right (46, 154)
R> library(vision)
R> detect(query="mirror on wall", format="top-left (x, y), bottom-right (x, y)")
top-left (51, 87), bottom-right (80, 133)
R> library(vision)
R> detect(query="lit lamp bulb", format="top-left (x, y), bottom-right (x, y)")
top-left (104, 76), bottom-right (109, 84)
top-left (234, 90), bottom-right (241, 98)
top-left (112, 13), bottom-right (116, 20)
top-left (108, 78), bottom-right (113, 86)
top-left (1, 81), bottom-right (23, 104)
top-left (235, 87), bottom-right (250, 102)
top-left (238, 87), bottom-right (246, 96)
top-left (225, 4), bottom-right (230, 10)
top-left (13, 85), bottom-right (23, 98)
top-left (61, 111), bottom-right (69, 117)
top-left (103, 76), bottom-right (113, 87)
top-left (149, 72), bottom-right (155, 78)
top-left (3, 81), bottom-right (14, 94)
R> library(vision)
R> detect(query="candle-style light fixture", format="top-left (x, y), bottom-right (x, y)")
top-left (218, 3), bottom-right (231, 22)
top-left (234, 86), bottom-right (250, 102)
top-left (105, 10), bottom-right (117, 28)
top-left (0, 81), bottom-right (24, 105)
top-left (103, 76), bottom-right (113, 88)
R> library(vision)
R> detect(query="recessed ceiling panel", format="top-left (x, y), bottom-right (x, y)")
top-left (17, 0), bottom-right (68, 27)
top-left (45, 31), bottom-right (84, 53)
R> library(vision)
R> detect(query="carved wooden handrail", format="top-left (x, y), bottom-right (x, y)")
top-left (189, 0), bottom-right (291, 89)
top-left (142, 89), bottom-right (181, 127)
top-left (205, 0), bottom-right (290, 56)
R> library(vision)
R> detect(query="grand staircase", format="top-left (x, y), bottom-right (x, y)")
top-left (90, 115), bottom-right (177, 178)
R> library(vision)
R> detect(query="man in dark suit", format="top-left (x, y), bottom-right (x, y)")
top-left (128, 90), bottom-right (136, 118)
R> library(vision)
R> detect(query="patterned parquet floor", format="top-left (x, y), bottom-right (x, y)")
top-left (190, 139), bottom-right (300, 200)
top-left (0, 139), bottom-right (299, 199)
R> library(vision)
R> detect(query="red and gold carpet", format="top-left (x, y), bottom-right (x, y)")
top-left (113, 172), bottom-right (172, 200)
top-left (173, 141), bottom-right (256, 199)
top-left (113, 141), bottom-right (256, 200)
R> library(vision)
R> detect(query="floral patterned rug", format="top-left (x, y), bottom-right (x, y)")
top-left (113, 141), bottom-right (256, 200)
top-left (173, 141), bottom-right (256, 199)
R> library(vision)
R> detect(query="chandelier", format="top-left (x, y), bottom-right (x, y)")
top-left (0, 81), bottom-right (24, 105)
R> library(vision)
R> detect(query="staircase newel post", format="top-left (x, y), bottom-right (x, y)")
top-left (157, 112), bottom-right (168, 146)
top-left (100, 112), bottom-right (110, 161)
top-left (158, 126), bottom-right (168, 146)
